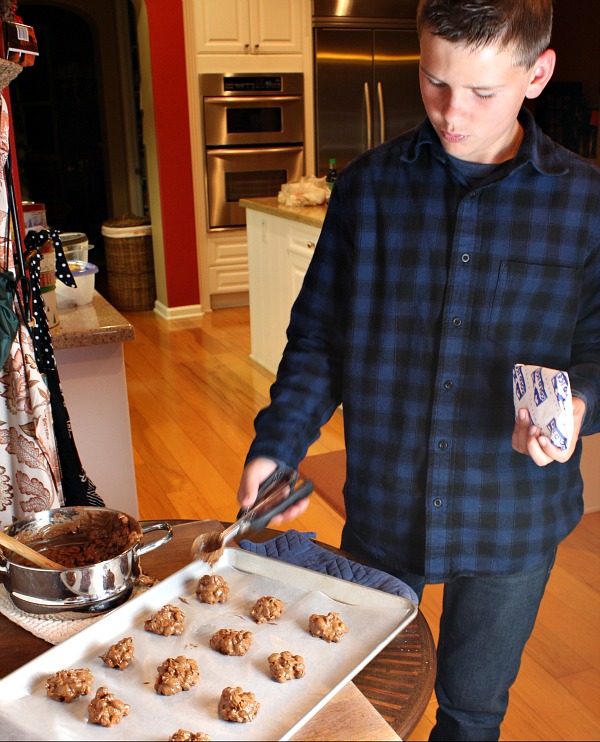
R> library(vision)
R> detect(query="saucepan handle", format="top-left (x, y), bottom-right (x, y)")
top-left (137, 522), bottom-right (173, 557)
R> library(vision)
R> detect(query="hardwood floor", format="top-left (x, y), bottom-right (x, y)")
top-left (122, 306), bottom-right (600, 741)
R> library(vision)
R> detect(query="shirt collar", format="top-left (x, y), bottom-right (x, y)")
top-left (405, 107), bottom-right (569, 177)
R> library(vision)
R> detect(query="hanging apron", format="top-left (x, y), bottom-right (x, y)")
top-left (0, 93), bottom-right (63, 529)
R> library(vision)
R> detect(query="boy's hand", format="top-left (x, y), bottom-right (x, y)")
top-left (237, 457), bottom-right (310, 525)
top-left (512, 397), bottom-right (586, 466)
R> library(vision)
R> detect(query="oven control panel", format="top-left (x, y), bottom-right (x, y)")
top-left (224, 75), bottom-right (282, 92)
top-left (200, 73), bottom-right (304, 97)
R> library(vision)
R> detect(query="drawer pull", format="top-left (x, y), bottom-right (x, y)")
top-left (307, 241), bottom-right (315, 250)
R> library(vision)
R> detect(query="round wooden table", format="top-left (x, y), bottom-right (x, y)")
top-left (243, 523), bottom-right (437, 739)
top-left (0, 519), bottom-right (436, 741)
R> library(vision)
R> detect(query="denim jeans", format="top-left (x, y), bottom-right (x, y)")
top-left (404, 553), bottom-right (556, 741)
top-left (340, 534), bottom-right (556, 741)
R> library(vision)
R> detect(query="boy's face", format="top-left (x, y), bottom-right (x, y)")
top-left (419, 30), bottom-right (554, 164)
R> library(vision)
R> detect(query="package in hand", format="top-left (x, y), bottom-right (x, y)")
top-left (513, 363), bottom-right (574, 451)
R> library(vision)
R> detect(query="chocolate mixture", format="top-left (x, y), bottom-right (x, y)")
top-left (268, 651), bottom-right (306, 683)
top-left (144, 604), bottom-right (185, 636)
top-left (46, 668), bottom-right (94, 703)
top-left (309, 611), bottom-right (348, 643)
top-left (169, 731), bottom-right (211, 741)
top-left (250, 595), bottom-right (284, 623)
top-left (218, 686), bottom-right (260, 723)
top-left (9, 511), bottom-right (141, 568)
top-left (87, 686), bottom-right (130, 727)
top-left (154, 656), bottom-right (200, 696)
top-left (195, 574), bottom-right (229, 604)
top-left (210, 628), bottom-right (253, 656)
top-left (100, 637), bottom-right (134, 670)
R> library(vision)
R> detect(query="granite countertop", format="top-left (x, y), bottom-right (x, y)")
top-left (239, 196), bottom-right (327, 229)
top-left (50, 291), bottom-right (135, 350)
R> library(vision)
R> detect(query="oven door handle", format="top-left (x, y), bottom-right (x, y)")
top-left (203, 95), bottom-right (303, 106)
top-left (205, 145), bottom-right (304, 157)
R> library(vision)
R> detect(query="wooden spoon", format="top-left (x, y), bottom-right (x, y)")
top-left (0, 531), bottom-right (66, 570)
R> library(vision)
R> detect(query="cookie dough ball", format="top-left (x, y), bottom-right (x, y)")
top-left (99, 636), bottom-right (134, 670)
top-left (135, 572), bottom-right (160, 589)
top-left (218, 686), bottom-right (260, 723)
top-left (210, 628), bottom-right (253, 656)
top-left (309, 611), bottom-right (348, 643)
top-left (155, 656), bottom-right (200, 696)
top-left (196, 574), bottom-right (229, 604)
top-left (144, 604), bottom-right (185, 636)
top-left (45, 668), bottom-right (93, 702)
top-left (250, 595), bottom-right (284, 624)
top-left (268, 651), bottom-right (306, 683)
top-left (169, 731), bottom-right (210, 741)
top-left (87, 686), bottom-right (130, 727)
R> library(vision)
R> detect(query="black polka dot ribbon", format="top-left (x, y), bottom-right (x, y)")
top-left (25, 228), bottom-right (77, 288)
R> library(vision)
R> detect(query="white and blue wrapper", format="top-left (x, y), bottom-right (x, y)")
top-left (513, 364), bottom-right (574, 451)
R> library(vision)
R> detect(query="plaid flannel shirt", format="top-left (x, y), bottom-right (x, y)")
top-left (247, 108), bottom-right (600, 582)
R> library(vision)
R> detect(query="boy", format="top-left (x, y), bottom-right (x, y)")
top-left (237, 1), bottom-right (600, 739)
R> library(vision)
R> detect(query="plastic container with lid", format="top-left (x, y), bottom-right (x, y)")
top-left (55, 261), bottom-right (99, 308)
top-left (59, 232), bottom-right (93, 263)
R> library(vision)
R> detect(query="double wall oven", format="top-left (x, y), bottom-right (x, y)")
top-left (200, 73), bottom-right (305, 230)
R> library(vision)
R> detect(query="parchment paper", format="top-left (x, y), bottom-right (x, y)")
top-left (0, 549), bottom-right (416, 741)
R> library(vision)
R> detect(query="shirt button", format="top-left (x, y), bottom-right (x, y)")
top-left (452, 316), bottom-right (462, 327)
top-left (461, 253), bottom-right (470, 263)
top-left (433, 498), bottom-right (443, 508)
top-left (443, 380), bottom-right (453, 389)
top-left (438, 440), bottom-right (448, 450)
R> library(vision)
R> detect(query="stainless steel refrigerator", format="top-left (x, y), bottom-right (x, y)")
top-left (313, 1), bottom-right (425, 176)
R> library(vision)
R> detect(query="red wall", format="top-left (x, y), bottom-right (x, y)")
top-left (145, 1), bottom-right (199, 308)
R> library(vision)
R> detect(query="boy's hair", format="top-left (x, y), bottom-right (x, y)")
top-left (417, 0), bottom-right (553, 69)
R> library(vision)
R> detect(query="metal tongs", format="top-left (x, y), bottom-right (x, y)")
top-left (194, 466), bottom-right (314, 566)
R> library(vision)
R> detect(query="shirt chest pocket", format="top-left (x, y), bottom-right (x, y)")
top-left (486, 260), bottom-right (582, 355)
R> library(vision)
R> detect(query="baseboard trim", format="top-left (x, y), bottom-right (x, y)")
top-left (153, 301), bottom-right (205, 320)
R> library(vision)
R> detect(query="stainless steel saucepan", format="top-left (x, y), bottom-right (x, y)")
top-left (0, 507), bottom-right (172, 617)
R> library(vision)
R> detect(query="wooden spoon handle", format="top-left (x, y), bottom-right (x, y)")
top-left (0, 531), bottom-right (66, 570)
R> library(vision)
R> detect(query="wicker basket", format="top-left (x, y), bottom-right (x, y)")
top-left (106, 271), bottom-right (156, 312)
top-left (101, 214), bottom-right (155, 311)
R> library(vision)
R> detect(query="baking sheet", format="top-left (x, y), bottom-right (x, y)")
top-left (0, 548), bottom-right (417, 741)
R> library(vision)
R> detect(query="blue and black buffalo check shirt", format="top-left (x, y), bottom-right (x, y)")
top-left (248, 108), bottom-right (600, 582)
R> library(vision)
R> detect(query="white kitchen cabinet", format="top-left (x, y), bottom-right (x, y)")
top-left (286, 221), bottom-right (317, 303)
top-left (246, 206), bottom-right (320, 374)
top-left (206, 230), bottom-right (249, 308)
top-left (195, 0), bottom-right (303, 55)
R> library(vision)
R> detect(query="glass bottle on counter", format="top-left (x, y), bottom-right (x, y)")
top-left (326, 158), bottom-right (337, 191)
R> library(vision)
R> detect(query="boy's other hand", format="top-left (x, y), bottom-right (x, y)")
top-left (512, 397), bottom-right (586, 466)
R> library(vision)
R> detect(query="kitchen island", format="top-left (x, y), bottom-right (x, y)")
top-left (241, 196), bottom-right (600, 514)
top-left (240, 196), bottom-right (326, 377)
top-left (50, 291), bottom-right (138, 516)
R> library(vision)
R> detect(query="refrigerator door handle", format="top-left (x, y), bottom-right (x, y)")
top-left (377, 81), bottom-right (385, 144)
top-left (364, 81), bottom-right (372, 149)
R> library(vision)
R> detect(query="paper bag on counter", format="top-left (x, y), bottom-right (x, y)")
top-left (512, 364), bottom-right (574, 451)
top-left (277, 175), bottom-right (330, 207)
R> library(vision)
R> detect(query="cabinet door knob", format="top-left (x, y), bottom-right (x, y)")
top-left (307, 241), bottom-right (315, 250)
top-left (254, 43), bottom-right (260, 49)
